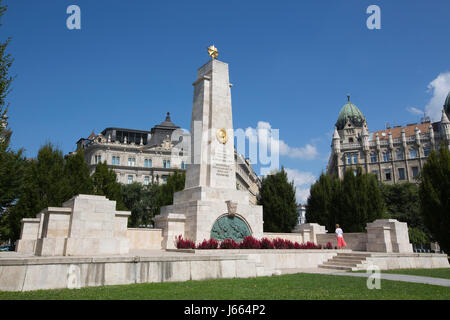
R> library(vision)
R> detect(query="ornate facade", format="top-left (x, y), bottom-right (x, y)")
top-left (75, 112), bottom-right (261, 204)
top-left (327, 93), bottom-right (450, 183)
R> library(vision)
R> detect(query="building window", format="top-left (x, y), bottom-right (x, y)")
top-left (412, 167), bottom-right (419, 178)
top-left (163, 160), bottom-right (171, 168)
top-left (162, 176), bottom-right (167, 183)
top-left (128, 157), bottom-right (136, 167)
top-left (384, 169), bottom-right (391, 181)
top-left (370, 153), bottom-right (377, 163)
top-left (112, 156), bottom-right (120, 165)
top-left (352, 154), bottom-right (358, 164)
top-left (127, 175), bottom-right (133, 184)
top-left (95, 155), bottom-right (102, 164)
top-left (382, 152), bottom-right (391, 162)
top-left (144, 159), bottom-right (152, 168)
top-left (181, 161), bottom-right (185, 169)
top-left (348, 137), bottom-right (354, 143)
top-left (423, 147), bottom-right (431, 157)
top-left (144, 176), bottom-right (149, 185)
top-left (346, 154), bottom-right (351, 165)
top-left (409, 149), bottom-right (417, 159)
top-left (396, 150), bottom-right (404, 160)
top-left (398, 168), bottom-right (405, 180)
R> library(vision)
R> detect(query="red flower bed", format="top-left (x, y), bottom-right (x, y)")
top-left (260, 237), bottom-right (275, 249)
top-left (196, 238), bottom-right (219, 249)
top-left (175, 235), bottom-right (196, 249)
top-left (174, 235), bottom-right (327, 250)
top-left (219, 238), bottom-right (240, 249)
top-left (239, 236), bottom-right (261, 249)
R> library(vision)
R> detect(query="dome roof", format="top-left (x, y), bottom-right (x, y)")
top-left (335, 95), bottom-right (366, 130)
top-left (444, 91), bottom-right (450, 115)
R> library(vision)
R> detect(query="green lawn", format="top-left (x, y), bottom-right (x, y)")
top-left (379, 268), bottom-right (450, 280)
top-left (0, 273), bottom-right (449, 300)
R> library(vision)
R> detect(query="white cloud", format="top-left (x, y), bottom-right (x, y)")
top-left (245, 121), bottom-right (319, 160)
top-left (285, 168), bottom-right (316, 186)
top-left (406, 106), bottom-right (424, 116)
top-left (424, 72), bottom-right (450, 121)
top-left (285, 168), bottom-right (316, 203)
top-left (295, 188), bottom-right (311, 204)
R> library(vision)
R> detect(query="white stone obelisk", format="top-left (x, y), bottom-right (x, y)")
top-left (154, 52), bottom-right (263, 249)
top-left (186, 59), bottom-right (236, 189)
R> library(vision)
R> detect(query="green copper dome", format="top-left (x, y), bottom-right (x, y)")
top-left (445, 91), bottom-right (450, 115)
top-left (335, 95), bottom-right (366, 130)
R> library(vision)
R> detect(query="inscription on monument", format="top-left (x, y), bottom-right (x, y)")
top-left (212, 145), bottom-right (233, 177)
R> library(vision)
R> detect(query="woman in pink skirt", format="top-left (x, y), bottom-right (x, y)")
top-left (335, 224), bottom-right (347, 249)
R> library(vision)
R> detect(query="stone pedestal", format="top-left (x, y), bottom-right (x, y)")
top-left (16, 195), bottom-right (131, 256)
top-left (155, 58), bottom-right (263, 248)
top-left (366, 219), bottom-right (413, 253)
top-left (293, 223), bottom-right (327, 243)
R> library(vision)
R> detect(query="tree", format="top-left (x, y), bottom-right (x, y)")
top-left (64, 148), bottom-right (93, 195)
top-left (2, 143), bottom-right (73, 241)
top-left (306, 168), bottom-right (385, 233)
top-left (305, 173), bottom-right (335, 230)
top-left (91, 162), bottom-right (126, 210)
top-left (0, 0), bottom-right (14, 143)
top-left (381, 182), bottom-right (430, 246)
top-left (258, 167), bottom-right (298, 233)
top-left (0, 1), bottom-right (26, 242)
top-left (158, 170), bottom-right (185, 208)
top-left (419, 144), bottom-right (450, 253)
top-left (122, 182), bottom-right (160, 227)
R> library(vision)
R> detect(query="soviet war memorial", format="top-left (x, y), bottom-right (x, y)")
top-left (0, 1), bottom-right (449, 309)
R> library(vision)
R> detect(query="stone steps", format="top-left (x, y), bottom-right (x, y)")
top-left (319, 252), bottom-right (370, 271)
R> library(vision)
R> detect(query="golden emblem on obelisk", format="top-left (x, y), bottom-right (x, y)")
top-left (207, 45), bottom-right (219, 60)
top-left (216, 128), bottom-right (228, 144)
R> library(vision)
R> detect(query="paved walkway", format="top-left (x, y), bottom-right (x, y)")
top-left (328, 272), bottom-right (450, 287)
top-left (280, 268), bottom-right (450, 287)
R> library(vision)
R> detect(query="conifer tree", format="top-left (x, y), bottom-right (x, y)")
top-left (306, 168), bottom-right (385, 233)
top-left (3, 143), bottom-right (72, 241)
top-left (64, 148), bottom-right (93, 195)
top-left (91, 161), bottom-right (126, 210)
top-left (419, 144), bottom-right (450, 253)
top-left (258, 167), bottom-right (298, 233)
top-left (305, 173), bottom-right (334, 230)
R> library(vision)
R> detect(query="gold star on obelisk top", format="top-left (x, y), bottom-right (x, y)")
top-left (207, 45), bottom-right (219, 60)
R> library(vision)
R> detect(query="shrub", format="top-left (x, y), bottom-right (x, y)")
top-left (175, 235), bottom-right (196, 249)
top-left (196, 238), bottom-right (219, 249)
top-left (219, 238), bottom-right (240, 249)
top-left (326, 242), bottom-right (333, 249)
top-left (239, 236), bottom-right (261, 249)
top-left (260, 238), bottom-right (275, 249)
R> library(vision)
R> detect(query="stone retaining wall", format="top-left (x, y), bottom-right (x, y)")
top-left (0, 254), bottom-right (258, 292)
top-left (317, 233), bottom-right (368, 251)
top-left (127, 228), bottom-right (163, 250)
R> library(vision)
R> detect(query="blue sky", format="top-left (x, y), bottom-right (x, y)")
top-left (2, 0), bottom-right (450, 202)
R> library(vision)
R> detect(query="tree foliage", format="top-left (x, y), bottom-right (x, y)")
top-left (2, 143), bottom-right (75, 241)
top-left (306, 168), bottom-right (386, 233)
top-left (122, 182), bottom-right (160, 227)
top-left (91, 161), bottom-right (126, 210)
top-left (258, 167), bottom-right (298, 233)
top-left (64, 148), bottom-right (93, 195)
top-left (381, 182), bottom-right (430, 245)
top-left (419, 144), bottom-right (450, 253)
top-left (158, 170), bottom-right (185, 208)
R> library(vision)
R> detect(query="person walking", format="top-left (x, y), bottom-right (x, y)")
top-left (335, 224), bottom-right (347, 249)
